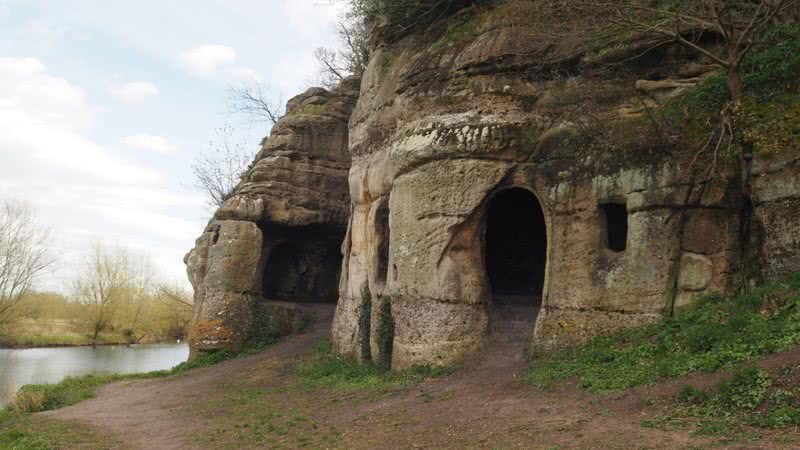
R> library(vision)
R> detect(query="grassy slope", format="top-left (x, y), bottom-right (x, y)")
top-left (529, 273), bottom-right (800, 439)
top-left (190, 340), bottom-right (450, 449)
top-left (0, 409), bottom-right (123, 450)
top-left (528, 273), bottom-right (800, 391)
top-left (297, 340), bottom-right (451, 392)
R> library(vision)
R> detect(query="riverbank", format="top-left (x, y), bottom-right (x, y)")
top-left (0, 350), bottom-right (230, 449)
top-left (3, 302), bottom-right (800, 449)
top-left (0, 319), bottom-right (181, 349)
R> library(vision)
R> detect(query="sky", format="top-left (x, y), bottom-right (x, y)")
top-left (0, 0), bottom-right (346, 290)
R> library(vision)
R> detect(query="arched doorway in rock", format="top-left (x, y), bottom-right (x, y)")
top-left (261, 224), bottom-right (343, 304)
top-left (484, 187), bottom-right (547, 307)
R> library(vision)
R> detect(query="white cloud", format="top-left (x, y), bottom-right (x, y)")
top-left (0, 56), bottom-right (92, 129)
top-left (180, 44), bottom-right (236, 75)
top-left (109, 81), bottom-right (159, 104)
top-left (0, 57), bottom-right (201, 290)
top-left (122, 134), bottom-right (178, 154)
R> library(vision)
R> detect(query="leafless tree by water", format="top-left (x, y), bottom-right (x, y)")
top-left (0, 197), bottom-right (52, 323)
top-left (74, 245), bottom-right (129, 343)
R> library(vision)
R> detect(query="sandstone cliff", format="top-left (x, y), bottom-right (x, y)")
top-left (185, 78), bottom-right (359, 353)
top-left (187, 4), bottom-right (800, 368)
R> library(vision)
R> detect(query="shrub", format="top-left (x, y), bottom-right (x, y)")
top-left (676, 385), bottom-right (708, 405)
top-left (352, 0), bottom-right (488, 41)
top-left (662, 24), bottom-right (800, 155)
top-left (9, 375), bottom-right (128, 413)
top-left (527, 273), bottom-right (800, 392)
top-left (713, 366), bottom-right (771, 413)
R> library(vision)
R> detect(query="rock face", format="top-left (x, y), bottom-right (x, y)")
top-left (185, 79), bottom-right (359, 354)
top-left (328, 8), bottom-right (800, 368)
top-left (187, 6), bottom-right (800, 368)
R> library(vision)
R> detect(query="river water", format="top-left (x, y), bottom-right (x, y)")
top-left (0, 343), bottom-right (189, 407)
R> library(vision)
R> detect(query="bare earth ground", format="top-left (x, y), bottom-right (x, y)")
top-left (43, 305), bottom-right (800, 449)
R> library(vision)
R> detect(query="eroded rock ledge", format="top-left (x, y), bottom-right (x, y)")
top-left (185, 78), bottom-right (359, 354)
top-left (187, 6), bottom-right (800, 368)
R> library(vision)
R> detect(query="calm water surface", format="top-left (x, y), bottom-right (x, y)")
top-left (0, 344), bottom-right (189, 407)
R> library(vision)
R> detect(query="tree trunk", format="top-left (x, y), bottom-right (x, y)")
top-left (727, 64), bottom-right (755, 288)
top-left (727, 66), bottom-right (744, 104)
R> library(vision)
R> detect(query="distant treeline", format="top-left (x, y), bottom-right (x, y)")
top-left (1, 195), bottom-right (194, 347)
top-left (1, 284), bottom-right (192, 347)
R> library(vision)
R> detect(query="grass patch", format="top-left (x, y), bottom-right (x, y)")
top-left (645, 365), bottom-right (800, 441)
top-left (528, 273), bottom-right (800, 392)
top-left (191, 386), bottom-right (343, 450)
top-left (8, 372), bottom-right (168, 414)
top-left (0, 409), bottom-right (121, 450)
top-left (194, 339), bottom-right (453, 448)
top-left (297, 340), bottom-right (452, 392)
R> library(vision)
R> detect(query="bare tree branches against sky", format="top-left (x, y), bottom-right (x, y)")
top-left (0, 197), bottom-right (53, 323)
top-left (0, 1), bottom-right (346, 289)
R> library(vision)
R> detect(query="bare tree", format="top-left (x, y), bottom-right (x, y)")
top-left (157, 283), bottom-right (194, 311)
top-left (117, 255), bottom-right (155, 341)
top-left (74, 244), bottom-right (129, 343)
top-left (314, 10), bottom-right (370, 88)
top-left (0, 197), bottom-right (52, 323)
top-left (588, 0), bottom-right (797, 103)
top-left (227, 81), bottom-right (284, 125)
top-left (191, 125), bottom-right (256, 208)
top-left (155, 283), bottom-right (194, 340)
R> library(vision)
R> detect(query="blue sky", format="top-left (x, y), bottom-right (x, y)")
top-left (0, 0), bottom-right (345, 289)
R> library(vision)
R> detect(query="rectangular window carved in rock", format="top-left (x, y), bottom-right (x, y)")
top-left (600, 203), bottom-right (628, 253)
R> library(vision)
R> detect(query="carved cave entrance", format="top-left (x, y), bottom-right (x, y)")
top-left (261, 224), bottom-right (343, 304)
top-left (485, 188), bottom-right (547, 306)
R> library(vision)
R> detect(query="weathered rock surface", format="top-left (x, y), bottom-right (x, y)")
top-left (330, 7), bottom-right (800, 368)
top-left (185, 79), bottom-right (359, 354)
top-left (188, 5), bottom-right (800, 369)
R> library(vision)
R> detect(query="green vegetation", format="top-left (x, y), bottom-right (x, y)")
top-left (664, 24), bottom-right (800, 156)
top-left (376, 297), bottom-right (394, 371)
top-left (0, 346), bottom-right (263, 448)
top-left (191, 386), bottom-right (343, 450)
top-left (352, 0), bottom-right (492, 41)
top-left (191, 340), bottom-right (452, 448)
top-left (0, 409), bottom-right (120, 450)
top-left (298, 339), bottom-right (451, 392)
top-left (528, 273), bottom-right (800, 392)
top-left (8, 372), bottom-right (165, 414)
top-left (246, 302), bottom-right (306, 349)
top-left (5, 348), bottom-right (240, 415)
top-left (643, 365), bottom-right (800, 440)
top-left (431, 14), bottom-right (482, 49)
top-left (357, 282), bottom-right (372, 361)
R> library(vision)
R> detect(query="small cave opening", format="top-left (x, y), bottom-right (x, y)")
top-left (600, 203), bottom-right (628, 253)
top-left (485, 188), bottom-right (547, 306)
top-left (261, 224), bottom-right (344, 304)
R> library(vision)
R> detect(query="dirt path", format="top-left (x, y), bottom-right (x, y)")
top-left (42, 306), bottom-right (336, 450)
top-left (42, 305), bottom-right (800, 449)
